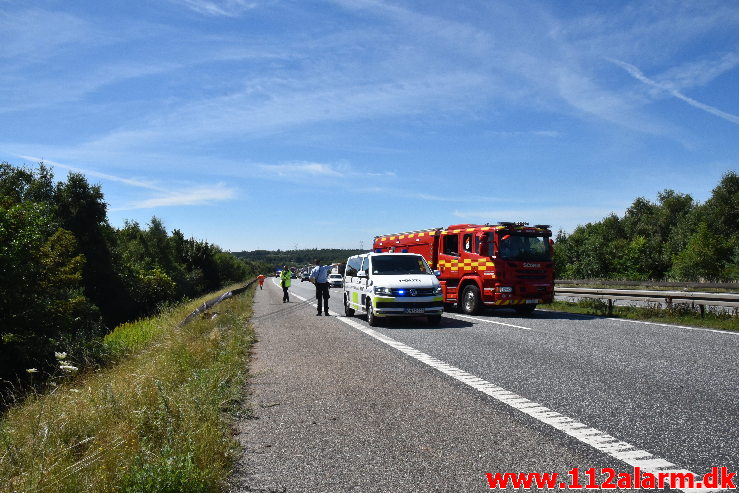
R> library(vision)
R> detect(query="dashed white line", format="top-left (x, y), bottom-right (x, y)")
top-left (450, 313), bottom-right (533, 330)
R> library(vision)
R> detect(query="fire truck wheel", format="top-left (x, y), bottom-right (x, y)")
top-left (366, 302), bottom-right (378, 326)
top-left (461, 285), bottom-right (481, 315)
top-left (514, 304), bottom-right (536, 315)
top-left (344, 295), bottom-right (355, 317)
top-left (427, 314), bottom-right (442, 325)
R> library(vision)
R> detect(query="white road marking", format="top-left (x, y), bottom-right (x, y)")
top-left (604, 317), bottom-right (738, 336)
top-left (282, 286), bottom-right (726, 492)
top-left (450, 313), bottom-right (532, 330)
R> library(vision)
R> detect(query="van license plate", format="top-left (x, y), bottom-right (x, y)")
top-left (405, 308), bottom-right (424, 313)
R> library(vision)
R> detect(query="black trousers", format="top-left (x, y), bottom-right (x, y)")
top-left (315, 282), bottom-right (330, 313)
top-left (282, 283), bottom-right (289, 302)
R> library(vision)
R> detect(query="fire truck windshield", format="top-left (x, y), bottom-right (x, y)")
top-left (498, 233), bottom-right (550, 261)
top-left (372, 255), bottom-right (432, 275)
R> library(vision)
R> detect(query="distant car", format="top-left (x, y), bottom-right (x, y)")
top-left (328, 273), bottom-right (343, 288)
top-left (301, 272), bottom-right (310, 282)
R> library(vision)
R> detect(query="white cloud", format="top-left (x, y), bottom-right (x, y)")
top-left (174, 0), bottom-right (262, 17)
top-left (610, 58), bottom-right (739, 125)
top-left (19, 155), bottom-right (236, 210)
top-left (259, 162), bottom-right (345, 177)
top-left (115, 183), bottom-right (236, 210)
top-left (20, 156), bottom-right (162, 191)
top-left (657, 50), bottom-right (739, 91)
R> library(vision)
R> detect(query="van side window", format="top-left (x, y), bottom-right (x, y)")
top-left (443, 234), bottom-right (459, 256)
top-left (346, 257), bottom-right (361, 277)
top-left (360, 256), bottom-right (370, 275)
top-left (463, 233), bottom-right (473, 253)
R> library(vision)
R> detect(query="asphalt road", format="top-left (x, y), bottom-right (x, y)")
top-left (228, 278), bottom-right (738, 492)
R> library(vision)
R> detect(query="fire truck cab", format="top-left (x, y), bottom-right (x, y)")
top-left (373, 223), bottom-right (554, 315)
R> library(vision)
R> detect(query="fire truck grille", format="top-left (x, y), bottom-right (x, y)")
top-left (376, 301), bottom-right (444, 309)
top-left (516, 269), bottom-right (547, 280)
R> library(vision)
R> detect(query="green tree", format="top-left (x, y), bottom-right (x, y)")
top-left (670, 222), bottom-right (733, 281)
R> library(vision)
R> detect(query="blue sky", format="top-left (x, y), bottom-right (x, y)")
top-left (1, 0), bottom-right (737, 252)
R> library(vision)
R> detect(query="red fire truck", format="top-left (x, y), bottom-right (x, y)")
top-left (373, 223), bottom-right (554, 315)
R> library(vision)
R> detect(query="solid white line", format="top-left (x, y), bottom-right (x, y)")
top-left (604, 316), bottom-right (738, 336)
top-left (279, 287), bottom-right (726, 492)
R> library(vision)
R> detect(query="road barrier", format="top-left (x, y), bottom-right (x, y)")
top-left (555, 282), bottom-right (739, 317)
top-left (179, 280), bottom-right (256, 327)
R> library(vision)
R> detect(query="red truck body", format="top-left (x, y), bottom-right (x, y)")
top-left (373, 223), bottom-right (554, 315)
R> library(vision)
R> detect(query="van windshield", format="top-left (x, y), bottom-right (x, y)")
top-left (372, 255), bottom-right (432, 275)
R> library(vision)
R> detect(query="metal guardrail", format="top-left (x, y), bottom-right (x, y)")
top-left (557, 279), bottom-right (739, 290)
top-left (179, 280), bottom-right (256, 327)
top-left (554, 284), bottom-right (739, 316)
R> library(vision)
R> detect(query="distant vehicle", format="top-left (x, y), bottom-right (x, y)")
top-left (328, 273), bottom-right (343, 288)
top-left (301, 271), bottom-right (310, 282)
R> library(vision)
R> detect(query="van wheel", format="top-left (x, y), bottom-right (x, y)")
top-left (366, 302), bottom-right (378, 327)
top-left (427, 314), bottom-right (442, 325)
top-left (514, 304), bottom-right (536, 315)
top-left (344, 295), bottom-right (355, 317)
top-left (461, 285), bottom-right (481, 315)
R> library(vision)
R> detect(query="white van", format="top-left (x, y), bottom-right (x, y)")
top-left (343, 252), bottom-right (443, 326)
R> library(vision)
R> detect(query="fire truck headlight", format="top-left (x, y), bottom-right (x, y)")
top-left (498, 286), bottom-right (513, 293)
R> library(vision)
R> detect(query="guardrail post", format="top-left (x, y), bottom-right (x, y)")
top-left (607, 299), bottom-right (613, 316)
top-left (699, 304), bottom-right (705, 319)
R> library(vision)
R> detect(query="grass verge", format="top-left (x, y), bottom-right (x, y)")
top-left (0, 283), bottom-right (255, 493)
top-left (539, 299), bottom-right (738, 332)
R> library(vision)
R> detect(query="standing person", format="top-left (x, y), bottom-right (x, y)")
top-left (257, 273), bottom-right (265, 290)
top-left (309, 259), bottom-right (339, 316)
top-left (279, 266), bottom-right (292, 302)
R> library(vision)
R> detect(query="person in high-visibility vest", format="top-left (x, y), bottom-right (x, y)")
top-left (257, 274), bottom-right (265, 289)
top-left (279, 266), bottom-right (291, 302)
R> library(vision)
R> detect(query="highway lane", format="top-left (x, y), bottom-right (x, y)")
top-left (286, 279), bottom-right (738, 483)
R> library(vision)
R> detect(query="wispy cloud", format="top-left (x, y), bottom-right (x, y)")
top-left (259, 162), bottom-right (345, 177)
top-left (656, 50), bottom-right (739, 91)
top-left (21, 156), bottom-right (237, 210)
top-left (20, 156), bottom-right (162, 190)
top-left (484, 130), bottom-right (561, 138)
top-left (174, 0), bottom-right (262, 17)
top-left (114, 183), bottom-right (236, 210)
top-left (610, 58), bottom-right (739, 125)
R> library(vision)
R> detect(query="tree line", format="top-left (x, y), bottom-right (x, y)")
top-left (0, 162), bottom-right (260, 399)
top-left (233, 248), bottom-right (365, 271)
top-left (554, 171), bottom-right (738, 282)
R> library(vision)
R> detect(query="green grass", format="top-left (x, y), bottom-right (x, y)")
top-left (0, 284), bottom-right (255, 493)
top-left (539, 299), bottom-right (739, 332)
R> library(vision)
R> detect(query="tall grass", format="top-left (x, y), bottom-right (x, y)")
top-left (0, 284), bottom-right (254, 493)
top-left (540, 299), bottom-right (738, 332)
